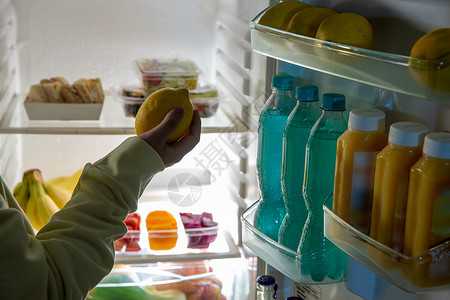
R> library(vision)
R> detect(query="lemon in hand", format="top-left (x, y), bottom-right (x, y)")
top-left (135, 88), bottom-right (194, 142)
top-left (316, 12), bottom-right (374, 49)
top-left (409, 28), bottom-right (450, 92)
top-left (287, 7), bottom-right (338, 38)
top-left (258, 0), bottom-right (312, 30)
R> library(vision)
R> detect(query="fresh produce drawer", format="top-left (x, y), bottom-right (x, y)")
top-left (88, 260), bottom-right (238, 300)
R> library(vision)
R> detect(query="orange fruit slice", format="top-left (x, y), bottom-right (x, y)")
top-left (146, 210), bottom-right (178, 250)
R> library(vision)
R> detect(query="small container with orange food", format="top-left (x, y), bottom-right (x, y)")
top-left (370, 122), bottom-right (428, 252)
top-left (333, 108), bottom-right (388, 234)
top-left (146, 210), bottom-right (179, 250)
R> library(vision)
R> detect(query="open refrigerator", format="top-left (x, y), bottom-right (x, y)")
top-left (0, 0), bottom-right (449, 299)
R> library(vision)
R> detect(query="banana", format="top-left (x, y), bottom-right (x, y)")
top-left (27, 171), bottom-right (60, 226)
top-left (46, 168), bottom-right (82, 192)
top-left (43, 181), bottom-right (72, 209)
top-left (13, 180), bottom-right (30, 211)
top-left (25, 182), bottom-right (45, 231)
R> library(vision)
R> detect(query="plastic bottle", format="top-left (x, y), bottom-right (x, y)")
top-left (254, 74), bottom-right (296, 241)
top-left (256, 275), bottom-right (278, 300)
top-left (299, 93), bottom-right (348, 282)
top-left (370, 122), bottom-right (428, 252)
top-left (404, 132), bottom-right (450, 257)
top-left (332, 108), bottom-right (388, 234)
top-left (278, 85), bottom-right (321, 251)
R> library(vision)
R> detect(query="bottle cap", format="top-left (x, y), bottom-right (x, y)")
top-left (257, 275), bottom-right (276, 286)
top-left (423, 132), bottom-right (450, 159)
top-left (286, 297), bottom-right (304, 300)
top-left (272, 73), bottom-right (294, 90)
top-left (348, 108), bottom-right (385, 131)
top-left (388, 122), bottom-right (429, 147)
top-left (321, 93), bottom-right (345, 111)
top-left (295, 85), bottom-right (319, 102)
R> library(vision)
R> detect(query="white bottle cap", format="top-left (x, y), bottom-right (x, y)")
top-left (388, 122), bottom-right (429, 147)
top-left (348, 108), bottom-right (385, 131)
top-left (423, 132), bottom-right (450, 159)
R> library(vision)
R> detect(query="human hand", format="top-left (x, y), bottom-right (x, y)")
top-left (138, 108), bottom-right (201, 167)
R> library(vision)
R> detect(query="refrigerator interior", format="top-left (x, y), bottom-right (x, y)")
top-left (1, 0), bottom-right (450, 299)
top-left (0, 0), bottom-right (270, 299)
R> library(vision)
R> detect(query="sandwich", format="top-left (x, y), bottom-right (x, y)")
top-left (25, 77), bottom-right (104, 104)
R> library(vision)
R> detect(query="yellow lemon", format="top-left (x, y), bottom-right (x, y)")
top-left (287, 7), bottom-right (338, 38)
top-left (258, 0), bottom-right (312, 30)
top-left (410, 28), bottom-right (450, 64)
top-left (135, 87), bottom-right (193, 142)
top-left (409, 28), bottom-right (450, 92)
top-left (316, 12), bottom-right (374, 49)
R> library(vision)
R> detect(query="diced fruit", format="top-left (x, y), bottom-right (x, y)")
top-left (180, 212), bottom-right (218, 249)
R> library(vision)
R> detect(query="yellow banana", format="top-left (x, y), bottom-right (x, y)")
top-left (43, 181), bottom-right (72, 209)
top-left (46, 168), bottom-right (82, 192)
top-left (13, 180), bottom-right (30, 211)
top-left (28, 172), bottom-right (60, 225)
top-left (25, 176), bottom-right (45, 231)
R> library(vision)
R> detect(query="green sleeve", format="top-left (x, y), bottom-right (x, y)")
top-left (0, 136), bottom-right (165, 300)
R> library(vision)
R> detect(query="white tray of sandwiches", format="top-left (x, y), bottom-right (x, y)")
top-left (23, 77), bottom-right (105, 120)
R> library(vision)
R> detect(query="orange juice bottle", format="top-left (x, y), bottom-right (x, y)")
top-left (333, 108), bottom-right (388, 233)
top-left (370, 122), bottom-right (428, 252)
top-left (404, 132), bottom-right (450, 257)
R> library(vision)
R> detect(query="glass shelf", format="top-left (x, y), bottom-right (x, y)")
top-left (250, 8), bottom-right (450, 101)
top-left (0, 93), bottom-right (244, 135)
top-left (323, 196), bottom-right (450, 294)
top-left (241, 199), bottom-right (345, 285)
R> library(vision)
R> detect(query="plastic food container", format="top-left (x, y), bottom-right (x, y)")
top-left (323, 195), bottom-right (450, 294)
top-left (111, 84), bottom-right (146, 118)
top-left (135, 58), bottom-right (200, 94)
top-left (114, 230), bottom-right (141, 252)
top-left (87, 261), bottom-right (227, 300)
top-left (189, 81), bottom-right (223, 118)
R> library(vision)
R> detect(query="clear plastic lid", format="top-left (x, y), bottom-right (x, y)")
top-left (423, 132), bottom-right (450, 159)
top-left (388, 122), bottom-right (429, 147)
top-left (348, 108), bottom-right (385, 131)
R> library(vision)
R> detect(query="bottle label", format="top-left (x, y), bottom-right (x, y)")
top-left (350, 151), bottom-right (379, 233)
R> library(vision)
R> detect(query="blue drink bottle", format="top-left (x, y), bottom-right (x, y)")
top-left (254, 74), bottom-right (296, 241)
top-left (299, 93), bottom-right (348, 282)
top-left (278, 85), bottom-right (321, 251)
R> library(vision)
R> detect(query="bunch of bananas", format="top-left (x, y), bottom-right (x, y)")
top-left (13, 168), bottom-right (82, 231)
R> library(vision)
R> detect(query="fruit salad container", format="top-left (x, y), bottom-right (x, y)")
top-left (189, 81), bottom-right (224, 118)
top-left (134, 58), bottom-right (200, 95)
top-left (112, 205), bottom-right (239, 265)
top-left (323, 196), bottom-right (450, 294)
top-left (110, 84), bottom-right (147, 118)
top-left (87, 261), bottom-right (228, 300)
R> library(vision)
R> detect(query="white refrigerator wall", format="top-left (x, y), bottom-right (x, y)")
top-left (10, 0), bottom-right (222, 92)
